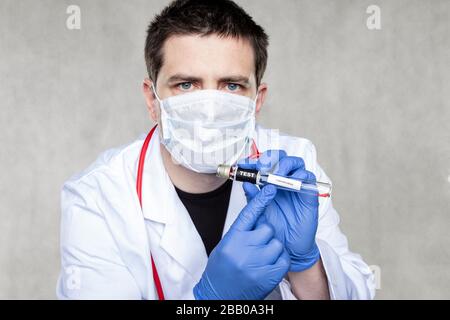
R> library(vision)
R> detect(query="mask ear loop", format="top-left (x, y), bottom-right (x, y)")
top-left (249, 91), bottom-right (261, 159)
top-left (151, 84), bottom-right (163, 104)
top-left (151, 84), bottom-right (170, 142)
top-left (254, 92), bottom-right (259, 104)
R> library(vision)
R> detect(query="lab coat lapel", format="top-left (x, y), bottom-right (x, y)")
top-left (159, 192), bottom-right (208, 278)
top-left (222, 180), bottom-right (247, 236)
top-left (100, 151), bottom-right (154, 299)
top-left (141, 128), bottom-right (207, 280)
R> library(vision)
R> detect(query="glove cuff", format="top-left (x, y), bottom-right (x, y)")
top-left (193, 283), bottom-right (204, 300)
top-left (193, 274), bottom-right (220, 300)
top-left (289, 243), bottom-right (321, 272)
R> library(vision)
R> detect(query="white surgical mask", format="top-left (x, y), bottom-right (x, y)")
top-left (152, 86), bottom-right (257, 173)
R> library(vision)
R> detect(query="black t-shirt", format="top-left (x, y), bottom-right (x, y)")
top-left (175, 180), bottom-right (233, 256)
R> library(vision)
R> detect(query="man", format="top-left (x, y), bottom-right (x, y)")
top-left (57, 0), bottom-right (375, 300)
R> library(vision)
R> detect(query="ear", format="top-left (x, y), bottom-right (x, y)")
top-left (142, 78), bottom-right (159, 122)
top-left (255, 82), bottom-right (268, 115)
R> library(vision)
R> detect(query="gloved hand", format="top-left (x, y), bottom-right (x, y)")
top-left (239, 150), bottom-right (321, 272)
top-left (193, 185), bottom-right (291, 300)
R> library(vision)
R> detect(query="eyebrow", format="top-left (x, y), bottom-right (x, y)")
top-left (219, 76), bottom-right (250, 86)
top-left (166, 73), bottom-right (250, 86)
top-left (167, 74), bottom-right (202, 84)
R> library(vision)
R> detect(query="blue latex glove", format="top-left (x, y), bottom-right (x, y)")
top-left (239, 150), bottom-right (320, 272)
top-left (193, 185), bottom-right (291, 300)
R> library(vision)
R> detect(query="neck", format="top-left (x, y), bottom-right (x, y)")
top-left (160, 143), bottom-right (227, 194)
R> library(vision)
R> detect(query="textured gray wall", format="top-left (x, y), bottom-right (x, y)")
top-left (0, 0), bottom-right (449, 299)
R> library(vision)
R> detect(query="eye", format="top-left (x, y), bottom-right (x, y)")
top-left (178, 82), bottom-right (193, 91)
top-left (226, 83), bottom-right (241, 91)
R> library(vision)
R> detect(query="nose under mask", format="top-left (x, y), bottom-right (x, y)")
top-left (152, 86), bottom-right (257, 173)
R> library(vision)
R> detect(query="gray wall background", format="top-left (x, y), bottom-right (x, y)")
top-left (0, 0), bottom-right (449, 299)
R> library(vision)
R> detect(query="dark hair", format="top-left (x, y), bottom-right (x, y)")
top-left (145, 0), bottom-right (269, 86)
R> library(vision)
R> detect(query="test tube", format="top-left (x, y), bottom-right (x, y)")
top-left (217, 164), bottom-right (332, 197)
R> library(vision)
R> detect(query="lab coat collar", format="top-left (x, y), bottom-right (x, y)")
top-left (140, 127), bottom-right (172, 224)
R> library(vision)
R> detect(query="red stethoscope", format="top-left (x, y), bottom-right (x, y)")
top-left (136, 125), bottom-right (261, 300)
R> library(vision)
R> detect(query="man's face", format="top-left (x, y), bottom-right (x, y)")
top-left (143, 34), bottom-right (267, 122)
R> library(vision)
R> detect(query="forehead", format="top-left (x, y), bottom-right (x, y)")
top-left (159, 34), bottom-right (255, 81)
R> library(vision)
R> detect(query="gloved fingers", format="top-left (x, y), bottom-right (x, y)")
top-left (247, 223), bottom-right (274, 245)
top-left (255, 150), bottom-right (287, 174)
top-left (259, 248), bottom-right (290, 284)
top-left (250, 238), bottom-right (284, 265)
top-left (272, 156), bottom-right (305, 177)
top-left (237, 157), bottom-right (258, 169)
top-left (254, 214), bottom-right (268, 232)
top-left (243, 182), bottom-right (259, 202)
top-left (231, 184), bottom-right (277, 232)
top-left (290, 168), bottom-right (316, 184)
top-left (269, 248), bottom-right (291, 274)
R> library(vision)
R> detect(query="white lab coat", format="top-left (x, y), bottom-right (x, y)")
top-left (57, 125), bottom-right (375, 300)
